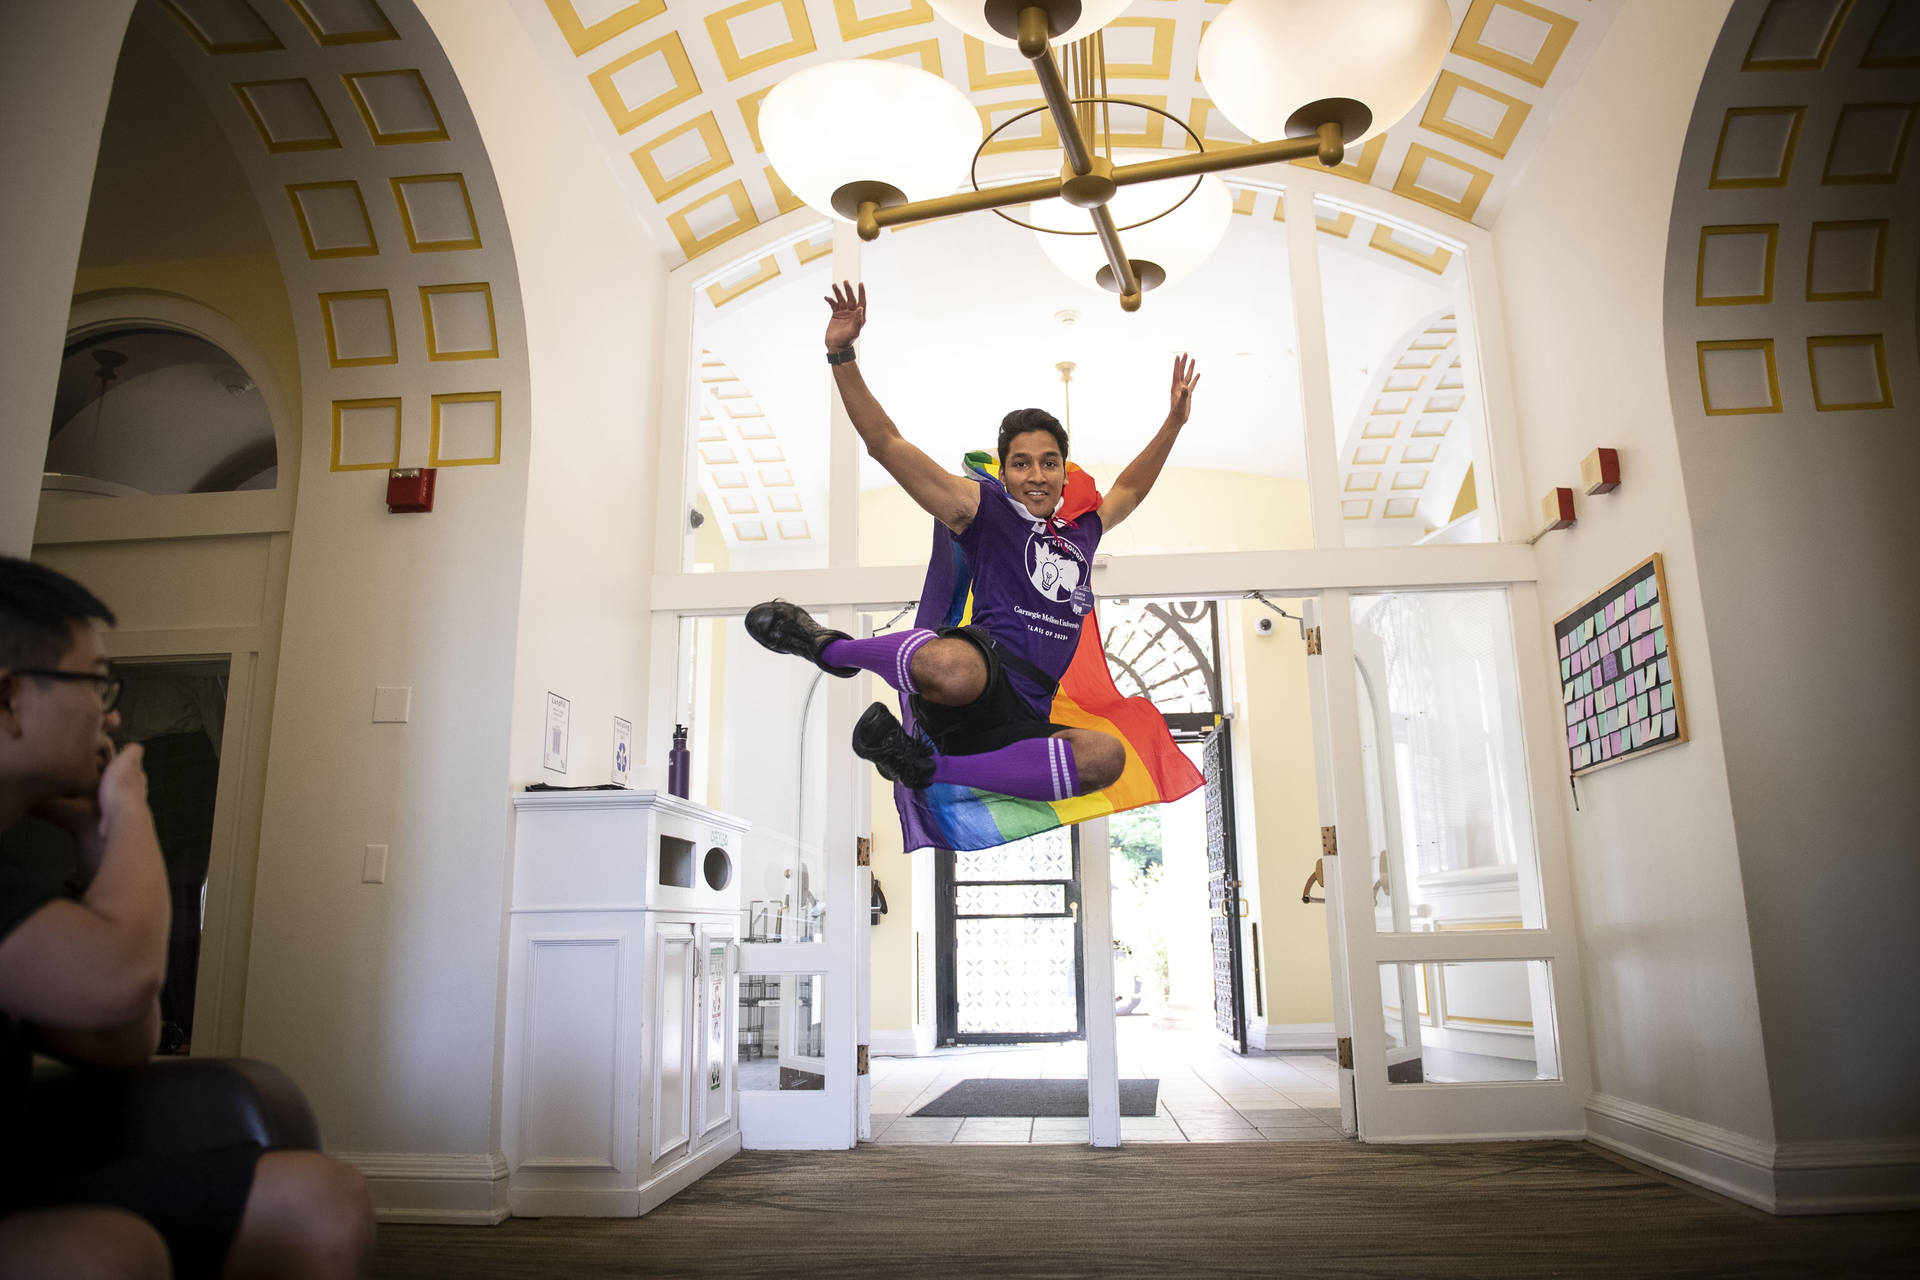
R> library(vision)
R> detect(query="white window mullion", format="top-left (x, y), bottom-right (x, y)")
top-left (828, 224), bottom-right (861, 573)
top-left (1462, 246), bottom-right (1533, 544)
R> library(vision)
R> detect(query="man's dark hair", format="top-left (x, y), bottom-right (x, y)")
top-left (997, 408), bottom-right (1069, 471)
top-left (0, 556), bottom-right (116, 672)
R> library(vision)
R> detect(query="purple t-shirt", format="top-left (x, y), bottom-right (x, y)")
top-left (956, 476), bottom-right (1104, 718)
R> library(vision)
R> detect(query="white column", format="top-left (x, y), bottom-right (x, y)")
top-left (0, 1), bottom-right (135, 553)
top-left (1078, 815), bottom-right (1119, 1147)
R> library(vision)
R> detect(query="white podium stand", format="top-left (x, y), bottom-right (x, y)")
top-left (503, 789), bottom-right (750, 1217)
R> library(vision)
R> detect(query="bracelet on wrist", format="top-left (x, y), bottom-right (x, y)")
top-left (826, 346), bottom-right (857, 366)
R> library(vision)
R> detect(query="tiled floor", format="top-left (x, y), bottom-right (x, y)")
top-left (867, 1020), bottom-right (1350, 1145)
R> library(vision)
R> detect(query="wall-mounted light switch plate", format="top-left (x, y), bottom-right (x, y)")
top-left (373, 686), bottom-right (412, 723)
top-left (362, 844), bottom-right (388, 884)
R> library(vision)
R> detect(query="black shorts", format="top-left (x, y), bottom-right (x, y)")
top-left (910, 626), bottom-right (1065, 757)
top-left (0, 1141), bottom-right (262, 1276)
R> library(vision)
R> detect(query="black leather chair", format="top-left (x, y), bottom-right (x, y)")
top-left (28, 1056), bottom-right (323, 1164)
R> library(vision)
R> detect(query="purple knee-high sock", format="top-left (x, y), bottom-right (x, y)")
top-left (932, 737), bottom-right (1080, 802)
top-left (821, 630), bottom-right (939, 692)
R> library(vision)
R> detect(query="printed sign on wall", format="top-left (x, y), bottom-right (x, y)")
top-left (543, 692), bottom-right (570, 774)
top-left (1553, 553), bottom-right (1689, 776)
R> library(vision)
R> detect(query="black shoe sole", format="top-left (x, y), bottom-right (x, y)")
top-left (852, 702), bottom-right (935, 789)
top-left (745, 600), bottom-right (857, 676)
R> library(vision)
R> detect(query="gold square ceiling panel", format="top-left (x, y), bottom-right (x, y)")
top-left (1452, 0), bottom-right (1577, 88)
top-left (590, 32), bottom-right (701, 133)
top-left (832, 0), bottom-right (933, 42)
top-left (706, 0), bottom-right (818, 82)
top-left (546, 0), bottom-right (668, 57)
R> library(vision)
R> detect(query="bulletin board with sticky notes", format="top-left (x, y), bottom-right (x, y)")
top-left (1553, 553), bottom-right (1688, 776)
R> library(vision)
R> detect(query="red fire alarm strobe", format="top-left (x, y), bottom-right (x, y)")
top-left (387, 467), bottom-right (436, 513)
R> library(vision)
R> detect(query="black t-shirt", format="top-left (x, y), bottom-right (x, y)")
top-left (0, 818), bottom-right (76, 1132)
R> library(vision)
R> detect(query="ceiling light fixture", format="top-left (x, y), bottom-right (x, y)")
top-left (759, 0), bottom-right (1449, 312)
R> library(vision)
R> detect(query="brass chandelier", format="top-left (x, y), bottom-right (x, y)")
top-left (760, 0), bottom-right (1452, 311)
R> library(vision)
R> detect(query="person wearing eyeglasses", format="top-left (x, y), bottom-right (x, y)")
top-left (0, 557), bottom-right (372, 1279)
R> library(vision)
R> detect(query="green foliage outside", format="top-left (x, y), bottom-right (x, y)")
top-left (1109, 808), bottom-right (1163, 875)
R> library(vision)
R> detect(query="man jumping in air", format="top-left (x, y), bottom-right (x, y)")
top-left (746, 281), bottom-right (1199, 804)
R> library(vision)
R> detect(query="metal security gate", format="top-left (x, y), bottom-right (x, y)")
top-left (936, 826), bottom-right (1086, 1045)
top-left (1203, 720), bottom-right (1249, 1054)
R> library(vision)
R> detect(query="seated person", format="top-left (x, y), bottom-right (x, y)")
top-left (0, 557), bottom-right (374, 1279)
top-left (748, 281), bottom-right (1200, 802)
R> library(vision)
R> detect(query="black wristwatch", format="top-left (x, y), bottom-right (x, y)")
top-left (826, 347), bottom-right (857, 366)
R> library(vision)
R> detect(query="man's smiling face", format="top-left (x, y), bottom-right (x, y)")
top-left (1002, 429), bottom-right (1065, 519)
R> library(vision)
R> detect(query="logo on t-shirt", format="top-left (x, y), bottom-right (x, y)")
top-left (1026, 531), bottom-right (1087, 606)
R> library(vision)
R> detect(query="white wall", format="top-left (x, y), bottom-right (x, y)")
top-left (1661, 0), bottom-right (1920, 1164)
top-left (418, 1), bottom-right (670, 798)
top-left (0, 0), bottom-right (134, 552)
top-left (1491, 0), bottom-right (1780, 1167)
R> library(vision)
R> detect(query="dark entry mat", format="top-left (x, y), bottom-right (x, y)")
top-left (911, 1078), bottom-right (1159, 1117)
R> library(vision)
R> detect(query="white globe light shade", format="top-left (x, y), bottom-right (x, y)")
top-left (928, 0), bottom-right (1132, 48)
top-left (1198, 0), bottom-right (1450, 144)
top-left (1028, 157), bottom-right (1235, 295)
top-left (760, 60), bottom-right (980, 221)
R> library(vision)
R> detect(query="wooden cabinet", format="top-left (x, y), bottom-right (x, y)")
top-left (504, 791), bottom-right (749, 1217)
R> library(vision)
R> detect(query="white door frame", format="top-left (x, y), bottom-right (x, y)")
top-left (648, 176), bottom-right (1581, 1149)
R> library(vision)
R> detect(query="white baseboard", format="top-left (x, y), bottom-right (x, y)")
top-left (1250, 1021), bottom-right (1335, 1052)
top-left (1585, 1094), bottom-right (1777, 1213)
top-left (871, 1025), bottom-right (935, 1057)
top-left (1772, 1138), bottom-right (1920, 1215)
top-left (508, 1133), bottom-right (742, 1219)
top-left (1586, 1095), bottom-right (1920, 1215)
top-left (337, 1151), bottom-right (509, 1226)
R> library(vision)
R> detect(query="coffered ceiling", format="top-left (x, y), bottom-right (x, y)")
top-left (514, 0), bottom-right (1625, 268)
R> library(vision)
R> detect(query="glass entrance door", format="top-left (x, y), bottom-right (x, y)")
top-left (937, 826), bottom-right (1085, 1045)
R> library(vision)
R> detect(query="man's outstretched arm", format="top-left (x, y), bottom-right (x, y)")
top-left (825, 282), bottom-right (980, 534)
top-left (1101, 353), bottom-right (1200, 530)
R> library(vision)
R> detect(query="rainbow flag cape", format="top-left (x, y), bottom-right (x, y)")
top-left (892, 452), bottom-right (1203, 853)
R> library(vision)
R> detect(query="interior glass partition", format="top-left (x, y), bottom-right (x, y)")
top-left (684, 227), bottom-right (835, 573)
top-left (1310, 195), bottom-right (1494, 547)
top-left (1378, 960), bottom-right (1559, 1085)
top-left (856, 180), bottom-right (1307, 565)
top-left (1349, 589), bottom-right (1545, 935)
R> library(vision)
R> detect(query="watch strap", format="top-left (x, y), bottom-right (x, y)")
top-left (826, 347), bottom-right (857, 365)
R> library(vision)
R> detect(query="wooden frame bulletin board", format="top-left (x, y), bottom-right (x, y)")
top-left (1553, 553), bottom-right (1690, 777)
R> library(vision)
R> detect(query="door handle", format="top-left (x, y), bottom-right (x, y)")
top-left (1301, 857), bottom-right (1325, 904)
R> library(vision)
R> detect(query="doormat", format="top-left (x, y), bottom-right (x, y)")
top-left (911, 1078), bottom-right (1160, 1118)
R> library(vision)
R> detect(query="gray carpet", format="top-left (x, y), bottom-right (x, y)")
top-left (371, 1143), bottom-right (1920, 1278)
top-left (911, 1077), bottom-right (1160, 1117)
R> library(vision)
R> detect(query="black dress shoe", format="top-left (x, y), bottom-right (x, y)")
top-left (745, 599), bottom-right (857, 676)
top-left (852, 702), bottom-right (936, 789)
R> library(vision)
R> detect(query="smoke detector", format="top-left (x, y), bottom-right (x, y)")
top-left (216, 370), bottom-right (255, 397)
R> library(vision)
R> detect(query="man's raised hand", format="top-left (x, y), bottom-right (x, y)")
top-left (1168, 353), bottom-right (1200, 427)
top-left (824, 280), bottom-right (866, 351)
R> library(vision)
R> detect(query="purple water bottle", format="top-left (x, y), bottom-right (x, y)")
top-left (667, 724), bottom-right (690, 798)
